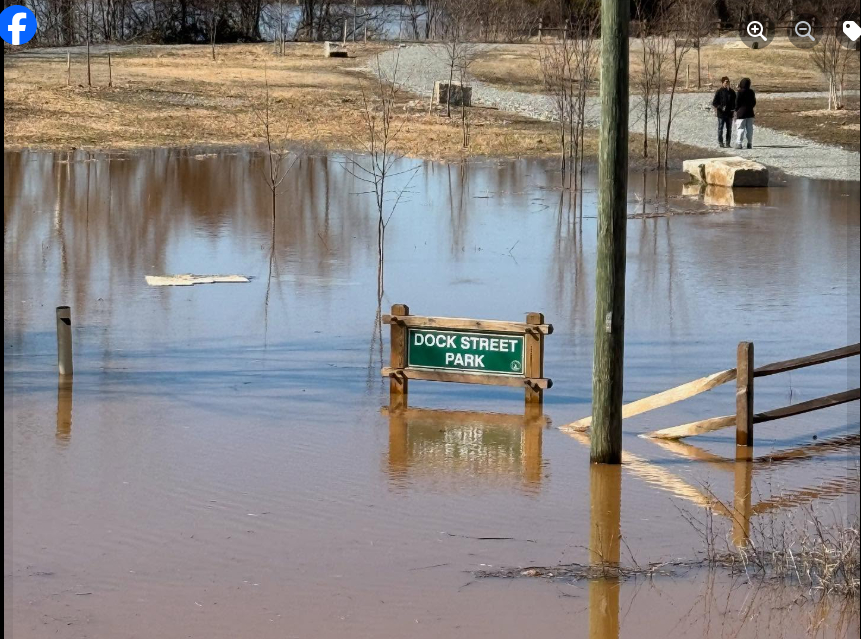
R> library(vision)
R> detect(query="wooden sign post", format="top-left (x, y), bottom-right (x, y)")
top-left (382, 305), bottom-right (552, 408)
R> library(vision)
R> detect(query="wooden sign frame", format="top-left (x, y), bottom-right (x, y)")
top-left (381, 304), bottom-right (553, 407)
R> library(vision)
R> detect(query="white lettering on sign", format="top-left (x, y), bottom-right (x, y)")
top-left (458, 335), bottom-right (518, 352)
top-left (414, 332), bottom-right (458, 348)
top-left (445, 352), bottom-right (485, 367)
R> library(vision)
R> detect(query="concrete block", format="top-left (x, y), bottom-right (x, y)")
top-left (323, 42), bottom-right (348, 58)
top-left (433, 81), bottom-right (472, 107)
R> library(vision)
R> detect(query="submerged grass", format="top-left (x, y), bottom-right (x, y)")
top-left (478, 494), bottom-right (860, 602)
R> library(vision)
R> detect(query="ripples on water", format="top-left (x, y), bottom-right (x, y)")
top-left (5, 149), bottom-right (859, 638)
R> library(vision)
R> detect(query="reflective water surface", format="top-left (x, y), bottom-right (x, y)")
top-left (5, 149), bottom-right (860, 638)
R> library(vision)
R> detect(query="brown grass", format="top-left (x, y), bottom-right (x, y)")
top-left (470, 41), bottom-right (861, 95)
top-left (3, 42), bottom-right (710, 165)
top-left (2, 42), bottom-right (566, 160)
top-left (756, 96), bottom-right (860, 151)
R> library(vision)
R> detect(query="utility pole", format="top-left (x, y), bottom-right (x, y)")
top-left (591, 0), bottom-right (630, 464)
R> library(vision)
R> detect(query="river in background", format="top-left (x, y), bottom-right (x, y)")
top-left (4, 149), bottom-right (860, 638)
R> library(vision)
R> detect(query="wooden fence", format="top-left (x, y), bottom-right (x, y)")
top-left (562, 342), bottom-right (860, 445)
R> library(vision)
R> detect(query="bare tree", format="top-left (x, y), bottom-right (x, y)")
top-left (250, 66), bottom-right (298, 330)
top-left (437, 0), bottom-right (478, 117)
top-left (85, 0), bottom-right (93, 87)
top-left (662, 0), bottom-right (698, 169)
top-left (538, 4), bottom-right (598, 192)
top-left (687, 0), bottom-right (715, 88)
top-left (634, 0), bottom-right (659, 159)
top-left (344, 53), bottom-right (418, 296)
top-left (810, 16), bottom-right (855, 110)
top-left (251, 66), bottom-right (298, 221)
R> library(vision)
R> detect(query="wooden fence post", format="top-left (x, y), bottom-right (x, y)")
top-left (525, 312), bottom-right (545, 406)
top-left (736, 341), bottom-right (754, 446)
top-left (56, 306), bottom-right (73, 376)
top-left (390, 303), bottom-right (409, 408)
top-left (538, 18), bottom-right (543, 42)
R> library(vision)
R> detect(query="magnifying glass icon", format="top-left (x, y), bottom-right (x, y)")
top-left (747, 20), bottom-right (767, 41)
top-left (794, 20), bottom-right (815, 41)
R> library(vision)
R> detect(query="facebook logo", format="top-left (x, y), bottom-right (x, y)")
top-left (1, 5), bottom-right (38, 46)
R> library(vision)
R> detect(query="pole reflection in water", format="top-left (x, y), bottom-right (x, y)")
top-left (385, 406), bottom-right (546, 492)
top-left (732, 445), bottom-right (753, 547)
top-left (56, 378), bottom-right (73, 445)
top-left (588, 464), bottom-right (621, 639)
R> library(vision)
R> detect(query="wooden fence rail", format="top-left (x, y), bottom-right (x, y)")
top-left (562, 342), bottom-right (860, 446)
top-left (646, 342), bottom-right (859, 443)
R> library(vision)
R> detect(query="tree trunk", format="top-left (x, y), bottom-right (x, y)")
top-left (86, 3), bottom-right (92, 88)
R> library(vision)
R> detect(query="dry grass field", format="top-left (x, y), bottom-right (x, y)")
top-left (6, 40), bottom-right (854, 157)
top-left (3, 43), bottom-right (566, 159)
top-left (470, 40), bottom-right (861, 95)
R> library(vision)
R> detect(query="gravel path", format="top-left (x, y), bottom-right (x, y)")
top-left (377, 44), bottom-right (860, 182)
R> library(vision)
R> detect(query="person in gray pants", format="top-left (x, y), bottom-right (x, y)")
top-left (734, 78), bottom-right (756, 149)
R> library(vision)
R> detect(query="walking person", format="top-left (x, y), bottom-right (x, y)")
top-left (712, 76), bottom-right (736, 148)
top-left (734, 77), bottom-right (756, 150)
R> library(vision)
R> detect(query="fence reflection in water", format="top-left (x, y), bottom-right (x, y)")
top-left (385, 406), bottom-right (547, 491)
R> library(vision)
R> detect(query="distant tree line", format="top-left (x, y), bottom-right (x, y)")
top-left (11, 0), bottom-right (860, 46)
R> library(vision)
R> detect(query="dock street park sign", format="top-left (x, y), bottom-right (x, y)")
top-left (407, 328), bottom-right (525, 375)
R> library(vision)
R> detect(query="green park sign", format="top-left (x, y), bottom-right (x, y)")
top-left (382, 305), bottom-right (553, 407)
top-left (407, 329), bottom-right (524, 375)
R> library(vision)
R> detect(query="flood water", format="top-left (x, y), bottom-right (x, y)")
top-left (5, 149), bottom-right (860, 638)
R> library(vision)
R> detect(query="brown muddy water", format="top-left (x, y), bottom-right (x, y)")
top-left (5, 149), bottom-right (860, 638)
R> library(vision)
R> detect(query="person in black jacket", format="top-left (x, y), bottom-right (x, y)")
top-left (712, 77), bottom-right (736, 148)
top-left (734, 77), bottom-right (757, 149)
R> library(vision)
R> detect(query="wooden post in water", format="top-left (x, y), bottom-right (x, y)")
top-left (524, 312), bottom-right (545, 407)
top-left (736, 341), bottom-right (754, 446)
top-left (389, 303), bottom-right (409, 409)
top-left (591, 0), bottom-right (629, 464)
top-left (56, 306), bottom-right (73, 376)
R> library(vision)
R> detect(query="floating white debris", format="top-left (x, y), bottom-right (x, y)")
top-left (145, 274), bottom-right (250, 287)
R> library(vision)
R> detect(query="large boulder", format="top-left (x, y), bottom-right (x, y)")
top-left (683, 156), bottom-right (769, 187)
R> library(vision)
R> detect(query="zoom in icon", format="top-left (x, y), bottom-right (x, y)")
top-left (738, 15), bottom-right (775, 49)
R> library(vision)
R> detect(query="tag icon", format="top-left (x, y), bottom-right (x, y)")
top-left (844, 20), bottom-right (861, 42)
